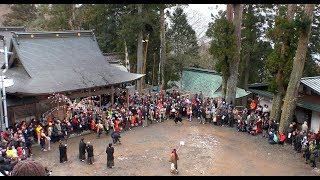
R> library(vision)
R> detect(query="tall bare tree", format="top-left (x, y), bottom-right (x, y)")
top-left (225, 4), bottom-right (243, 104)
top-left (279, 4), bottom-right (315, 133)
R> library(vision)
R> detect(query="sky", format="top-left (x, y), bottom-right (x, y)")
top-left (184, 4), bottom-right (226, 42)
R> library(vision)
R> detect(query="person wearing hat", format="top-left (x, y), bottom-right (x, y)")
top-left (106, 143), bottom-right (114, 168)
top-left (11, 160), bottom-right (48, 176)
top-left (86, 142), bottom-right (94, 165)
top-left (79, 137), bottom-right (86, 162)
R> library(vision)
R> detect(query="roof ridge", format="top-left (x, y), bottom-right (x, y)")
top-left (301, 76), bottom-right (320, 80)
top-left (184, 67), bottom-right (219, 74)
top-left (12, 31), bottom-right (95, 40)
top-left (0, 27), bottom-right (26, 31)
top-left (13, 30), bottom-right (93, 35)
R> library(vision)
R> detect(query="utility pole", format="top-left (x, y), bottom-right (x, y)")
top-left (2, 38), bottom-right (9, 128)
top-left (0, 81), bottom-right (3, 131)
top-left (0, 35), bottom-right (9, 130)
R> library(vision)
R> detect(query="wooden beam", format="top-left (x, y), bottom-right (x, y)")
top-left (67, 88), bottom-right (113, 99)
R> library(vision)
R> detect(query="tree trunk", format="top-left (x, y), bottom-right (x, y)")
top-left (226, 4), bottom-right (234, 21)
top-left (279, 4), bottom-right (314, 133)
top-left (270, 4), bottom-right (296, 123)
top-left (222, 4), bottom-right (233, 100)
top-left (68, 4), bottom-right (76, 30)
top-left (243, 52), bottom-right (250, 90)
top-left (241, 4), bottom-right (252, 91)
top-left (124, 41), bottom-right (130, 72)
top-left (270, 91), bottom-right (282, 122)
top-left (226, 4), bottom-right (243, 104)
top-left (160, 6), bottom-right (166, 91)
top-left (136, 4), bottom-right (143, 92)
top-left (222, 77), bottom-right (227, 99)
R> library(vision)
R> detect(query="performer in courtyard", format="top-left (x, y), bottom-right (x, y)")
top-left (169, 148), bottom-right (179, 174)
top-left (59, 140), bottom-right (68, 163)
top-left (79, 137), bottom-right (86, 162)
top-left (106, 143), bottom-right (115, 168)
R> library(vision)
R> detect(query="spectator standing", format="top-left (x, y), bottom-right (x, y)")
top-left (106, 143), bottom-right (114, 168)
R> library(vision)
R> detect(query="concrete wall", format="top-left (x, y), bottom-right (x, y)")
top-left (311, 111), bottom-right (320, 133)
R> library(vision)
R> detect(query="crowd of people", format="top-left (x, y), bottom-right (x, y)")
top-left (1, 88), bottom-right (319, 175)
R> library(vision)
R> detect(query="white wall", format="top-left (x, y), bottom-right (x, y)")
top-left (258, 96), bottom-right (273, 110)
top-left (311, 111), bottom-right (320, 133)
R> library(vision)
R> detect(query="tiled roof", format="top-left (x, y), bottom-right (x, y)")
top-left (301, 76), bottom-right (320, 95)
top-left (5, 30), bottom-right (143, 95)
top-left (0, 27), bottom-right (25, 65)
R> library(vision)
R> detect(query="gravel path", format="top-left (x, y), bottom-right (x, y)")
top-left (29, 119), bottom-right (320, 176)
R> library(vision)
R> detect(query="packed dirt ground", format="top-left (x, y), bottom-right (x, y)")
top-left (30, 119), bottom-right (320, 176)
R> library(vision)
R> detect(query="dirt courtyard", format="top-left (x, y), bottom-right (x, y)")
top-left (30, 119), bottom-right (319, 176)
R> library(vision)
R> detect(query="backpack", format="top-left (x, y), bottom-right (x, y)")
top-left (273, 134), bottom-right (278, 143)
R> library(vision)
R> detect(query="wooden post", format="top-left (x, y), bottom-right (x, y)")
top-left (152, 53), bottom-right (156, 87)
top-left (13, 109), bottom-right (16, 125)
top-left (34, 102), bottom-right (40, 120)
top-left (57, 101), bottom-right (59, 119)
top-left (99, 94), bottom-right (102, 113)
top-left (111, 86), bottom-right (115, 106)
top-left (126, 88), bottom-right (129, 106)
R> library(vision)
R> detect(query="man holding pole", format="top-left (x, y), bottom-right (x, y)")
top-left (169, 148), bottom-right (179, 174)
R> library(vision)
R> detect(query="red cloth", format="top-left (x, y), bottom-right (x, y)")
top-left (256, 120), bottom-right (262, 133)
top-left (279, 133), bottom-right (286, 142)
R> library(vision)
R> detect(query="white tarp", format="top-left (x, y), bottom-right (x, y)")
top-left (0, 77), bottom-right (14, 88)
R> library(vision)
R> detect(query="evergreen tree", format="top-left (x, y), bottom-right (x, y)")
top-left (3, 4), bottom-right (37, 27)
top-left (45, 4), bottom-right (80, 31)
top-left (166, 6), bottom-right (199, 88)
top-left (266, 4), bottom-right (298, 123)
top-left (239, 4), bottom-right (273, 90)
top-left (206, 10), bottom-right (236, 97)
top-left (279, 4), bottom-right (315, 133)
top-left (304, 4), bottom-right (320, 77)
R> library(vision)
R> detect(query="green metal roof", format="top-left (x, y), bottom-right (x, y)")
top-left (181, 69), bottom-right (250, 99)
top-left (249, 88), bottom-right (320, 112)
top-left (248, 89), bottom-right (274, 98)
top-left (296, 100), bottom-right (320, 112)
top-left (183, 67), bottom-right (220, 74)
top-left (247, 83), bottom-right (269, 88)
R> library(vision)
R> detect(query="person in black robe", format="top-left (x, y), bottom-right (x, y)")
top-left (79, 137), bottom-right (86, 162)
top-left (59, 140), bottom-right (68, 163)
top-left (86, 142), bottom-right (94, 164)
top-left (106, 143), bottom-right (114, 168)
